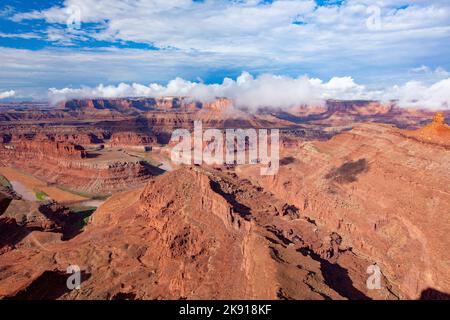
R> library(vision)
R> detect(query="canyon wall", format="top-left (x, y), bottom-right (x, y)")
top-left (0, 167), bottom-right (400, 299)
top-left (0, 136), bottom-right (158, 194)
top-left (237, 118), bottom-right (450, 298)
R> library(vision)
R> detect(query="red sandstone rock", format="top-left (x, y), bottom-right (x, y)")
top-left (0, 135), bottom-right (159, 195)
top-left (404, 112), bottom-right (450, 146)
top-left (0, 167), bottom-right (399, 299)
top-left (1, 136), bottom-right (86, 160)
top-left (236, 116), bottom-right (450, 299)
top-left (0, 99), bottom-right (449, 300)
top-left (106, 132), bottom-right (156, 150)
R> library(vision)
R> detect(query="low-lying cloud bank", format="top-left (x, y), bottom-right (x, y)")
top-left (0, 90), bottom-right (16, 100)
top-left (49, 72), bottom-right (450, 110)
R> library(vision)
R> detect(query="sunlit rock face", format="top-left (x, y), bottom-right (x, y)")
top-left (236, 115), bottom-right (450, 299)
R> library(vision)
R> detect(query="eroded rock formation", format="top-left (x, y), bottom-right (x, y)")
top-left (0, 99), bottom-right (448, 300)
top-left (0, 167), bottom-right (400, 299)
top-left (404, 112), bottom-right (450, 146)
top-left (0, 136), bottom-right (87, 161)
top-left (0, 135), bottom-right (159, 194)
top-left (106, 132), bottom-right (156, 151)
top-left (236, 117), bottom-right (450, 299)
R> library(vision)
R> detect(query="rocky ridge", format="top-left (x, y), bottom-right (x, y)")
top-left (0, 167), bottom-right (400, 299)
top-left (236, 115), bottom-right (450, 299)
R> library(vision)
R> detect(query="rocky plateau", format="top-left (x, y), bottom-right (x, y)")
top-left (0, 97), bottom-right (448, 300)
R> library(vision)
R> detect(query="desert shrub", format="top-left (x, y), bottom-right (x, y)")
top-left (35, 190), bottom-right (48, 201)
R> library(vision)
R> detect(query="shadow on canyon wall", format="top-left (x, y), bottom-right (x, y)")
top-left (298, 247), bottom-right (371, 300)
top-left (420, 288), bottom-right (450, 300)
top-left (3, 270), bottom-right (91, 300)
top-left (325, 158), bottom-right (369, 184)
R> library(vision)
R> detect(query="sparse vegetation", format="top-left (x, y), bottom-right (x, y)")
top-left (67, 205), bottom-right (97, 214)
top-left (82, 216), bottom-right (91, 226)
top-left (35, 190), bottom-right (48, 201)
top-left (0, 175), bottom-right (12, 189)
top-left (55, 185), bottom-right (110, 200)
top-left (67, 205), bottom-right (97, 230)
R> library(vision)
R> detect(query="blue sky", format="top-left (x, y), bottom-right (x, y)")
top-left (0, 0), bottom-right (450, 104)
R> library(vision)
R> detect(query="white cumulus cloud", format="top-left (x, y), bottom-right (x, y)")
top-left (48, 72), bottom-right (450, 110)
top-left (0, 90), bottom-right (16, 99)
top-left (386, 78), bottom-right (450, 109)
top-left (3, 1), bottom-right (450, 99)
top-left (48, 72), bottom-right (358, 109)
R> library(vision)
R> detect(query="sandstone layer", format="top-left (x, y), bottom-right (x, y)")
top-left (0, 167), bottom-right (400, 299)
top-left (0, 135), bottom-right (159, 195)
top-left (0, 98), bottom-right (449, 300)
top-left (236, 119), bottom-right (450, 299)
